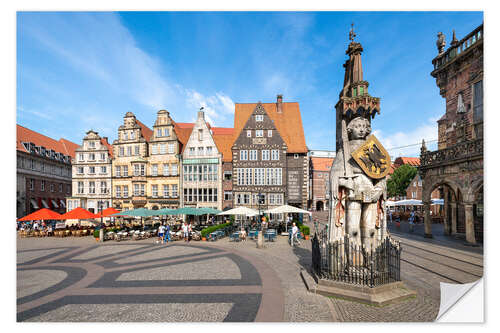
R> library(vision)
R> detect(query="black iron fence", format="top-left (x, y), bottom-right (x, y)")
top-left (311, 232), bottom-right (401, 287)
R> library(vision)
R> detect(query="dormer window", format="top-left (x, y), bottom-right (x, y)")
top-left (256, 130), bottom-right (264, 137)
top-left (89, 141), bottom-right (95, 148)
top-left (247, 130), bottom-right (252, 137)
top-left (256, 115), bottom-right (264, 122)
top-left (268, 130), bottom-right (273, 137)
top-left (157, 128), bottom-right (162, 137)
top-left (164, 128), bottom-right (170, 137)
top-left (130, 131), bottom-right (135, 139)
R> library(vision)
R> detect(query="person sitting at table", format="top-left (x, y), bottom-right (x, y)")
top-left (240, 228), bottom-right (247, 241)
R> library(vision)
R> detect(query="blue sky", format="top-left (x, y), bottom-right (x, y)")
top-left (17, 11), bottom-right (483, 157)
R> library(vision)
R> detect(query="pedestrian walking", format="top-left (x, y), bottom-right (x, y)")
top-left (290, 222), bottom-right (300, 247)
top-left (188, 222), bottom-right (193, 242)
top-left (164, 224), bottom-right (171, 243)
top-left (388, 210), bottom-right (393, 224)
top-left (182, 222), bottom-right (189, 242)
top-left (158, 224), bottom-right (165, 243)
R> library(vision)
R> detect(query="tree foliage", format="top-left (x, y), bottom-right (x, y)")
top-left (387, 164), bottom-right (418, 197)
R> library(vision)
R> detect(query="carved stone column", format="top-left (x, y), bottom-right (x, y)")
top-left (423, 201), bottom-right (432, 238)
top-left (443, 200), bottom-right (450, 235)
top-left (450, 202), bottom-right (457, 234)
top-left (464, 203), bottom-right (476, 244)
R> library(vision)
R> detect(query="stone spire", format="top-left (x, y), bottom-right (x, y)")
top-left (451, 29), bottom-right (459, 46)
top-left (335, 25), bottom-right (381, 149)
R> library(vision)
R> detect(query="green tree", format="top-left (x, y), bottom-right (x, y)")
top-left (387, 164), bottom-right (418, 197)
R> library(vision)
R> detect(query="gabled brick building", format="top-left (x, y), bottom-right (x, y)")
top-left (16, 124), bottom-right (78, 217)
top-left (231, 95), bottom-right (309, 218)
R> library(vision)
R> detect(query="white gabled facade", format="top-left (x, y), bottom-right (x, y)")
top-left (180, 110), bottom-right (223, 210)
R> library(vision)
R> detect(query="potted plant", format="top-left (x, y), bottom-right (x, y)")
top-left (300, 225), bottom-right (310, 240)
top-left (93, 229), bottom-right (100, 242)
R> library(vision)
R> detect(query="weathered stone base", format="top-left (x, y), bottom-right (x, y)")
top-left (301, 269), bottom-right (416, 307)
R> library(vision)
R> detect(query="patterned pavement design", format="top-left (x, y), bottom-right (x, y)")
top-left (17, 242), bottom-right (283, 322)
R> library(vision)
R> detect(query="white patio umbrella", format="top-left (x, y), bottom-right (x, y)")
top-left (217, 206), bottom-right (259, 229)
top-left (385, 200), bottom-right (396, 206)
top-left (264, 205), bottom-right (312, 233)
top-left (395, 199), bottom-right (423, 206)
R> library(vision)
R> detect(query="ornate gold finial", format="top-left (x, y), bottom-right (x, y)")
top-left (349, 22), bottom-right (357, 42)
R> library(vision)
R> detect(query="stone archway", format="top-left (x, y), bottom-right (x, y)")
top-left (421, 177), bottom-right (460, 239)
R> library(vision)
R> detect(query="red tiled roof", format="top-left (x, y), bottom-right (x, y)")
top-left (136, 119), bottom-right (153, 141)
top-left (100, 137), bottom-right (113, 158)
top-left (388, 163), bottom-right (396, 175)
top-left (234, 102), bottom-right (308, 153)
top-left (212, 128), bottom-right (234, 162)
top-left (172, 122), bottom-right (194, 154)
top-left (17, 124), bottom-right (79, 158)
top-left (311, 157), bottom-right (334, 172)
top-left (394, 157), bottom-right (420, 167)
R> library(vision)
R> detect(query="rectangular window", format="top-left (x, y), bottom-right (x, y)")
top-left (160, 143), bottom-right (166, 154)
top-left (50, 183), bottom-right (54, 192)
top-left (130, 131), bottom-right (135, 139)
top-left (100, 181), bottom-right (107, 194)
top-left (89, 166), bottom-right (95, 174)
top-left (100, 153), bottom-right (106, 161)
top-left (256, 130), bottom-right (263, 137)
top-left (168, 143), bottom-right (175, 154)
top-left (123, 185), bottom-right (128, 198)
top-left (163, 164), bottom-right (169, 176)
top-left (77, 181), bottom-right (83, 194)
top-left (247, 130), bottom-right (252, 137)
top-left (123, 165), bottom-right (128, 176)
top-left (152, 164), bottom-right (158, 176)
top-left (240, 150), bottom-right (248, 160)
top-left (206, 147), bottom-right (213, 155)
top-left (89, 181), bottom-right (95, 194)
top-left (188, 165), bottom-right (193, 181)
top-left (101, 166), bottom-right (107, 174)
top-left (119, 147), bottom-right (124, 157)
top-left (163, 184), bottom-right (169, 197)
top-left (249, 150), bottom-right (257, 161)
top-left (77, 166), bottom-right (84, 174)
top-left (89, 153), bottom-right (95, 161)
top-left (123, 132), bottom-right (128, 140)
top-left (41, 180), bottom-right (45, 191)
top-left (134, 164), bottom-right (140, 176)
top-left (78, 153), bottom-right (84, 161)
top-left (164, 128), bottom-right (170, 137)
top-left (134, 184), bottom-right (139, 196)
top-left (59, 183), bottom-right (63, 192)
top-left (198, 147), bottom-right (204, 156)
top-left (140, 164), bottom-right (145, 176)
top-left (115, 166), bottom-right (121, 177)
top-left (172, 164), bottom-right (178, 176)
top-left (473, 80), bottom-right (483, 123)
top-left (135, 145), bottom-right (140, 155)
top-left (152, 144), bottom-right (158, 155)
top-left (172, 184), bottom-right (178, 197)
top-left (30, 159), bottom-right (35, 170)
top-left (198, 129), bottom-right (203, 141)
top-left (188, 188), bottom-right (193, 202)
top-left (244, 194), bottom-right (250, 204)
top-left (152, 185), bottom-right (158, 197)
top-left (271, 149), bottom-right (280, 160)
top-left (256, 115), bottom-right (263, 122)
top-left (268, 130), bottom-right (273, 137)
top-left (157, 128), bottom-right (162, 137)
top-left (189, 147), bottom-right (195, 156)
top-left (116, 186), bottom-right (121, 198)
top-left (224, 171), bottom-right (232, 180)
top-left (224, 191), bottom-right (232, 201)
top-left (262, 150), bottom-right (270, 160)
top-left (127, 146), bottom-right (132, 156)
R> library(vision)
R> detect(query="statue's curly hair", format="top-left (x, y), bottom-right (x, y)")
top-left (346, 116), bottom-right (371, 135)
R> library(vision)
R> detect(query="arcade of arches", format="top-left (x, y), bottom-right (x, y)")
top-left (420, 165), bottom-right (483, 244)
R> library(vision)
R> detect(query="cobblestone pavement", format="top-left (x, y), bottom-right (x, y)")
top-left (17, 226), bottom-right (483, 322)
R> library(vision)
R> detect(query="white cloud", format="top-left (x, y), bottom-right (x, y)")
top-left (185, 89), bottom-right (235, 126)
top-left (374, 117), bottom-right (439, 159)
top-left (19, 13), bottom-right (234, 126)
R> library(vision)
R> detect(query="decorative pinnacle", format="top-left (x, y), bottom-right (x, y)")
top-left (349, 22), bottom-right (356, 42)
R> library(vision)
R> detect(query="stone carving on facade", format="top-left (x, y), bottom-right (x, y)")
top-left (436, 32), bottom-right (446, 54)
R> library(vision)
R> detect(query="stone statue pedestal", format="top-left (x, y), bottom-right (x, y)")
top-left (301, 270), bottom-right (416, 306)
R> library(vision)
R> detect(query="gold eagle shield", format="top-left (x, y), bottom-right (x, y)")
top-left (351, 135), bottom-right (390, 179)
